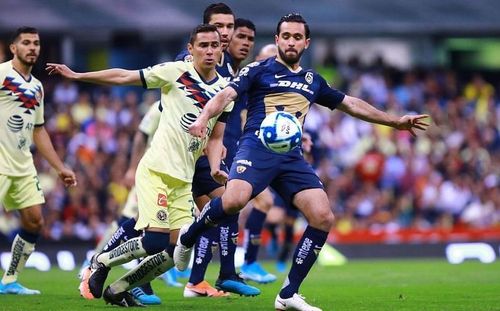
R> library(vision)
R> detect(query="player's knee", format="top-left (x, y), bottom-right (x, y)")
top-left (142, 231), bottom-right (170, 255)
top-left (310, 210), bottom-right (334, 231)
top-left (222, 195), bottom-right (248, 214)
top-left (253, 191), bottom-right (273, 212)
top-left (253, 197), bottom-right (273, 212)
top-left (28, 216), bottom-right (44, 233)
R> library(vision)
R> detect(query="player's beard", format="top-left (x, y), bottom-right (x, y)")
top-left (18, 52), bottom-right (38, 66)
top-left (278, 46), bottom-right (304, 66)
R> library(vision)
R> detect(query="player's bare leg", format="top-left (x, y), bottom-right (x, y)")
top-left (0, 205), bottom-right (43, 295)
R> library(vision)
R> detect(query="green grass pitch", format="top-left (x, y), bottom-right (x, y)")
top-left (1, 259), bottom-right (500, 310)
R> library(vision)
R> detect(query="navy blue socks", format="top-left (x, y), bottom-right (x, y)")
top-left (279, 226), bottom-right (327, 299)
top-left (244, 208), bottom-right (267, 264)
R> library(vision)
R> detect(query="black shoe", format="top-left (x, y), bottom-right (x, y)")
top-left (88, 254), bottom-right (110, 298)
top-left (103, 286), bottom-right (145, 307)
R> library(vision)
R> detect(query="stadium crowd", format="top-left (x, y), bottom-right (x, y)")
top-left (0, 52), bottom-right (498, 242)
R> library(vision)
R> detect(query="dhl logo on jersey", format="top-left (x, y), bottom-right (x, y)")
top-left (273, 80), bottom-right (313, 95)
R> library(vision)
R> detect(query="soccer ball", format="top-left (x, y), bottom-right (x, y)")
top-left (259, 111), bottom-right (302, 153)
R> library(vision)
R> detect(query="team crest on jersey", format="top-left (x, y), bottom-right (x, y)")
top-left (17, 135), bottom-right (27, 150)
top-left (305, 72), bottom-right (313, 84)
top-left (188, 137), bottom-right (201, 152)
top-left (176, 72), bottom-right (217, 109)
top-left (156, 210), bottom-right (167, 222)
top-left (236, 165), bottom-right (246, 174)
top-left (1, 77), bottom-right (42, 114)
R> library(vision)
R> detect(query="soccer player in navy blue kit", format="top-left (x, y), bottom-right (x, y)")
top-left (176, 13), bottom-right (429, 310)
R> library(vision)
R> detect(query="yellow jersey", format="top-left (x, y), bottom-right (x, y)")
top-left (0, 60), bottom-right (44, 176)
top-left (139, 61), bottom-right (232, 182)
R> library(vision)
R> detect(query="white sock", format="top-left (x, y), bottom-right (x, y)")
top-left (97, 237), bottom-right (147, 267)
top-left (2, 235), bottom-right (35, 284)
top-left (110, 250), bottom-right (174, 293)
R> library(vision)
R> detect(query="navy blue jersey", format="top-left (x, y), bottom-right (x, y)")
top-left (229, 57), bottom-right (345, 140)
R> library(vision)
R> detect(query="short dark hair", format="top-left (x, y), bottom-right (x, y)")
top-left (235, 18), bottom-right (256, 33)
top-left (276, 13), bottom-right (310, 39)
top-left (189, 24), bottom-right (220, 45)
top-left (11, 26), bottom-right (38, 43)
top-left (203, 3), bottom-right (234, 24)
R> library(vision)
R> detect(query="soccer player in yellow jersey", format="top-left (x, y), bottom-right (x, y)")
top-left (47, 24), bottom-right (232, 306)
top-left (0, 27), bottom-right (77, 295)
top-left (78, 101), bottom-right (163, 304)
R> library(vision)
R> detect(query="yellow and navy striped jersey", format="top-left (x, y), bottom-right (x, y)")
top-left (0, 60), bottom-right (44, 176)
top-left (139, 61), bottom-right (233, 182)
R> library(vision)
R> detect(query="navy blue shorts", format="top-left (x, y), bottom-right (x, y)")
top-left (191, 156), bottom-right (229, 198)
top-left (229, 134), bottom-right (324, 206)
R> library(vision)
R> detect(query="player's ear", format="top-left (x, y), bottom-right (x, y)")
top-left (304, 38), bottom-right (310, 49)
top-left (274, 35), bottom-right (279, 45)
top-left (187, 43), bottom-right (193, 54)
top-left (9, 43), bottom-right (16, 55)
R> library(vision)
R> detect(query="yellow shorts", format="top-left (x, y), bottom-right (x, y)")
top-left (120, 186), bottom-right (138, 219)
top-left (135, 162), bottom-right (195, 231)
top-left (0, 173), bottom-right (45, 211)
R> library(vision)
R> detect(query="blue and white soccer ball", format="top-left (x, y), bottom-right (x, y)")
top-left (259, 111), bottom-right (303, 153)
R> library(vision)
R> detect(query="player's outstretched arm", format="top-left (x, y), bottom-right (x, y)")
top-left (189, 86), bottom-right (237, 138)
top-left (46, 63), bottom-right (142, 86)
top-left (33, 126), bottom-right (77, 187)
top-left (337, 95), bottom-right (430, 136)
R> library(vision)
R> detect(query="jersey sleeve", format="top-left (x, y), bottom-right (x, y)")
top-left (138, 101), bottom-right (161, 136)
top-left (315, 75), bottom-right (345, 110)
top-left (34, 84), bottom-right (45, 126)
top-left (140, 62), bottom-right (175, 89)
top-left (228, 61), bottom-right (261, 98)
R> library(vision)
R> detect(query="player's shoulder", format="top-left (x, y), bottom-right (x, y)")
top-left (0, 60), bottom-right (10, 69)
top-left (307, 69), bottom-right (325, 83)
top-left (149, 60), bottom-right (188, 73)
top-left (30, 73), bottom-right (43, 86)
top-left (239, 57), bottom-right (274, 77)
top-left (175, 49), bottom-right (192, 62)
top-left (0, 60), bottom-right (12, 77)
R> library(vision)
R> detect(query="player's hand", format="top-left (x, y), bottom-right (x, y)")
top-left (189, 117), bottom-right (209, 138)
top-left (395, 114), bottom-right (430, 137)
top-left (45, 63), bottom-right (78, 79)
top-left (58, 167), bottom-right (77, 187)
top-left (123, 168), bottom-right (136, 188)
top-left (301, 132), bottom-right (313, 153)
top-left (211, 170), bottom-right (228, 185)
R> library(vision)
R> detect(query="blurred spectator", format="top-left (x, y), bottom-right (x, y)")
top-left (53, 79), bottom-right (79, 106)
top-left (0, 40), bottom-right (6, 62)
